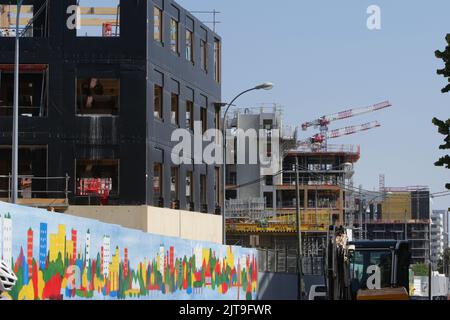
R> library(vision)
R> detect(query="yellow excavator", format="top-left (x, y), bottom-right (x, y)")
top-left (326, 226), bottom-right (411, 300)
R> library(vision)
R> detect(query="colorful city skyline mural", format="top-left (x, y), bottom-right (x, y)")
top-left (0, 202), bottom-right (258, 300)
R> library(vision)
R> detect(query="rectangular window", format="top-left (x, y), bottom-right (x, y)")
top-left (76, 78), bottom-right (119, 116)
top-left (200, 107), bottom-right (207, 134)
top-left (76, 1), bottom-right (121, 37)
top-left (153, 162), bottom-right (163, 202)
top-left (0, 64), bottom-right (48, 117)
top-left (186, 171), bottom-right (193, 207)
top-left (186, 100), bottom-right (194, 130)
top-left (75, 159), bottom-right (119, 200)
top-left (170, 167), bottom-right (179, 202)
top-left (154, 84), bottom-right (163, 119)
top-left (171, 93), bottom-right (179, 126)
top-left (214, 39), bottom-right (221, 82)
top-left (215, 167), bottom-right (220, 206)
top-left (200, 40), bottom-right (207, 72)
top-left (153, 6), bottom-right (162, 43)
top-left (170, 18), bottom-right (179, 53)
top-left (186, 29), bottom-right (194, 62)
top-left (200, 174), bottom-right (207, 206)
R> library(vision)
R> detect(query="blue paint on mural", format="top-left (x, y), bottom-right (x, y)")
top-left (0, 202), bottom-right (258, 300)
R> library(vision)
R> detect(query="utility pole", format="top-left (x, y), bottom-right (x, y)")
top-left (295, 156), bottom-right (303, 300)
top-left (12, 0), bottom-right (24, 204)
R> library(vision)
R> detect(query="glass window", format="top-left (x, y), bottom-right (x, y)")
top-left (186, 171), bottom-right (193, 207)
top-left (200, 107), bottom-right (207, 134)
top-left (215, 167), bottom-right (220, 206)
top-left (186, 29), bottom-right (194, 62)
top-left (154, 84), bottom-right (163, 119)
top-left (153, 162), bottom-right (163, 202)
top-left (76, 78), bottom-right (119, 115)
top-left (153, 6), bottom-right (163, 43)
top-left (171, 93), bottom-right (179, 125)
top-left (200, 40), bottom-right (207, 71)
top-left (170, 167), bottom-right (179, 201)
top-left (170, 18), bottom-right (179, 53)
top-left (0, 5), bottom-right (35, 37)
top-left (200, 174), bottom-right (207, 205)
top-left (186, 100), bottom-right (194, 130)
top-left (349, 249), bottom-right (392, 294)
top-left (214, 39), bottom-right (221, 82)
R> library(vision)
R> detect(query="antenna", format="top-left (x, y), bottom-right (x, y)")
top-left (189, 10), bottom-right (221, 32)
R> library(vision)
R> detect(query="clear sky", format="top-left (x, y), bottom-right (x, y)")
top-left (176, 0), bottom-right (450, 210)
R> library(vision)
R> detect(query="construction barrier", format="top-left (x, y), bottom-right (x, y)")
top-left (0, 202), bottom-right (258, 300)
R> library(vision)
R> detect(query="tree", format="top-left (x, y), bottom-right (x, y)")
top-left (411, 263), bottom-right (429, 277)
top-left (434, 35), bottom-right (450, 196)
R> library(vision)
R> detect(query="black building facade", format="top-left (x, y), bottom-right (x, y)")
top-left (0, 0), bottom-right (222, 213)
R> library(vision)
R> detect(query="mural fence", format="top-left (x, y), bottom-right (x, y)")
top-left (0, 202), bottom-right (258, 300)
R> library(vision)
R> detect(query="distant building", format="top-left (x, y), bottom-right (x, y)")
top-left (364, 186), bottom-right (431, 265)
top-left (431, 210), bottom-right (447, 268)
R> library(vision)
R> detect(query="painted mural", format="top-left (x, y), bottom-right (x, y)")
top-left (0, 202), bottom-right (258, 300)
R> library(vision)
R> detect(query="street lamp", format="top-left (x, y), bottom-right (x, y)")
top-left (221, 82), bottom-right (274, 245)
top-left (11, 0), bottom-right (25, 204)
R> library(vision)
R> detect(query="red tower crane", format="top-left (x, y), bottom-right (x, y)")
top-left (299, 121), bottom-right (381, 145)
top-left (298, 101), bottom-right (391, 150)
top-left (301, 101), bottom-right (392, 131)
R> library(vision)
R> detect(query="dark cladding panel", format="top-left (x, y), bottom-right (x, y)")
top-left (411, 191), bottom-right (430, 220)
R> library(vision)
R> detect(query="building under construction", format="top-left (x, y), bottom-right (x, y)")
top-left (0, 0), bottom-right (222, 213)
top-left (224, 106), bottom-right (362, 274)
top-left (361, 186), bottom-right (431, 265)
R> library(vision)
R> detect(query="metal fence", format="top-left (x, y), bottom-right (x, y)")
top-left (0, 174), bottom-right (70, 203)
top-left (257, 248), bottom-right (325, 276)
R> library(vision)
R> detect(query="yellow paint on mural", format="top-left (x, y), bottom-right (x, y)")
top-left (18, 280), bottom-right (34, 300)
top-left (226, 247), bottom-right (234, 268)
top-left (37, 270), bottom-right (45, 299)
top-left (61, 277), bottom-right (67, 290)
top-left (203, 248), bottom-right (210, 264)
top-left (82, 268), bottom-right (88, 289)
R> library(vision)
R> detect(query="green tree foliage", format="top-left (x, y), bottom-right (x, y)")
top-left (437, 247), bottom-right (450, 275)
top-left (434, 35), bottom-right (450, 194)
top-left (411, 263), bottom-right (429, 276)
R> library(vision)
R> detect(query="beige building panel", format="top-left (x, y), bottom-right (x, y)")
top-left (64, 206), bottom-right (222, 244)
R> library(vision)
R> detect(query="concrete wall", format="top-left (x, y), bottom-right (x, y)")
top-left (64, 205), bottom-right (222, 244)
top-left (257, 272), bottom-right (325, 300)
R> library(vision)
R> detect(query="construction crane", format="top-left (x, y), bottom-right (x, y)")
top-left (299, 121), bottom-right (381, 146)
top-left (301, 101), bottom-right (392, 131)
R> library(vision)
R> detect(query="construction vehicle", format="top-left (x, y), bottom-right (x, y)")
top-left (326, 226), bottom-right (411, 300)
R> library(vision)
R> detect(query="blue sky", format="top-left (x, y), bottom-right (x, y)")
top-left (176, 0), bottom-right (450, 210)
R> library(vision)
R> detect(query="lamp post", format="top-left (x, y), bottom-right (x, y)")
top-left (12, 0), bottom-right (24, 204)
top-left (221, 82), bottom-right (274, 245)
